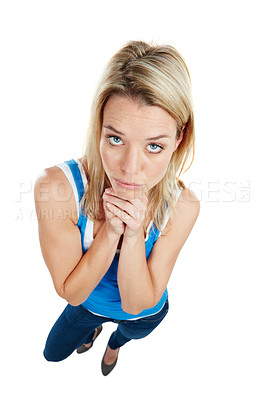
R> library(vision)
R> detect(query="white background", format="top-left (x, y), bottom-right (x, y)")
top-left (1, 0), bottom-right (265, 399)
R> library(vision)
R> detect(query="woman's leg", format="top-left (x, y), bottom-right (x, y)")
top-left (43, 304), bottom-right (107, 362)
top-left (108, 299), bottom-right (169, 350)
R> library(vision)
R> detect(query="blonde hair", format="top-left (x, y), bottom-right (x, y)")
top-left (81, 40), bottom-right (195, 234)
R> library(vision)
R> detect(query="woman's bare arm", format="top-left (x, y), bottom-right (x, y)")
top-left (117, 188), bottom-right (200, 314)
top-left (34, 167), bottom-right (120, 306)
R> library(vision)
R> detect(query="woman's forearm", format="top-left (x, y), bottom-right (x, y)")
top-left (61, 222), bottom-right (120, 306)
top-left (117, 231), bottom-right (155, 315)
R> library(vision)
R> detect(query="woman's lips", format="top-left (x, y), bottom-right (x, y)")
top-left (114, 178), bottom-right (143, 190)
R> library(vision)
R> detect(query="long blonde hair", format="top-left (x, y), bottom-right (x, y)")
top-left (81, 40), bottom-right (195, 234)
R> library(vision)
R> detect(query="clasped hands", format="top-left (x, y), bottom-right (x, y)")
top-left (102, 187), bottom-right (148, 238)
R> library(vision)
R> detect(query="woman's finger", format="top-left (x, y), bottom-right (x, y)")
top-left (105, 202), bottom-right (133, 223)
top-left (103, 194), bottom-right (136, 217)
top-left (105, 188), bottom-right (148, 206)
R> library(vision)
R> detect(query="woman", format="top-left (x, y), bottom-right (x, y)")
top-left (34, 40), bottom-right (200, 376)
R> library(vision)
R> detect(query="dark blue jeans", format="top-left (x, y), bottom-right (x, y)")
top-left (43, 299), bottom-right (169, 362)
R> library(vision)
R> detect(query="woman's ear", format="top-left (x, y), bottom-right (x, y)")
top-left (174, 124), bottom-right (186, 151)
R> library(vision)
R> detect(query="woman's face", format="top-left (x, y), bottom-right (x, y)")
top-left (99, 95), bottom-right (183, 199)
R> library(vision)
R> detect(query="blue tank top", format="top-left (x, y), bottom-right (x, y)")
top-left (56, 159), bottom-right (182, 320)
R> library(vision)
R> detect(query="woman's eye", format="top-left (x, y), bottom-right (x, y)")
top-left (107, 135), bottom-right (123, 146)
top-left (147, 143), bottom-right (164, 153)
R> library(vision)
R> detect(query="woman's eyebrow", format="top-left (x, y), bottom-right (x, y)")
top-left (103, 124), bottom-right (171, 141)
top-left (104, 125), bottom-right (125, 136)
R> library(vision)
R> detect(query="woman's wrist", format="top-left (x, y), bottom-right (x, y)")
top-left (123, 228), bottom-right (144, 245)
top-left (103, 221), bottom-right (122, 243)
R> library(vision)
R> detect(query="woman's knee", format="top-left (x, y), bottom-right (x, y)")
top-left (43, 348), bottom-right (68, 362)
top-left (118, 324), bottom-right (151, 340)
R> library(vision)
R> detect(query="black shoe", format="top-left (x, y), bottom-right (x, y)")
top-left (76, 325), bottom-right (103, 354)
top-left (101, 344), bottom-right (120, 376)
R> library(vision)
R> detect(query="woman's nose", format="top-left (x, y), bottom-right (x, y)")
top-left (120, 147), bottom-right (141, 176)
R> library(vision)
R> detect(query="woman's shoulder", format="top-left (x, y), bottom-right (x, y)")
top-left (36, 156), bottom-right (87, 187)
top-left (159, 184), bottom-right (200, 240)
top-left (35, 163), bottom-right (73, 194)
top-left (34, 162), bottom-right (79, 224)
top-left (176, 185), bottom-right (200, 216)
top-left (176, 178), bottom-right (199, 204)
top-left (177, 178), bottom-right (186, 190)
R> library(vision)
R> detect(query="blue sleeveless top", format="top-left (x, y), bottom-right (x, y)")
top-left (56, 159), bottom-right (182, 321)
